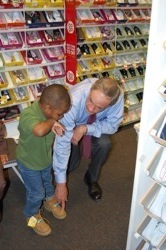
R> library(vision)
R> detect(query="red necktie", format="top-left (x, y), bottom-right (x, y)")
top-left (82, 114), bottom-right (96, 159)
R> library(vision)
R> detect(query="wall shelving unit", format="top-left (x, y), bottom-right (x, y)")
top-left (70, 0), bottom-right (151, 125)
top-left (126, 0), bottom-right (166, 249)
top-left (0, 0), bottom-right (152, 137)
top-left (0, 0), bottom-right (65, 138)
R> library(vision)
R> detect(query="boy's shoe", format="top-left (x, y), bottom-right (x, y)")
top-left (27, 212), bottom-right (51, 236)
top-left (44, 196), bottom-right (66, 219)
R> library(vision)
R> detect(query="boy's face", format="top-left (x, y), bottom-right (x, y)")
top-left (45, 106), bottom-right (68, 121)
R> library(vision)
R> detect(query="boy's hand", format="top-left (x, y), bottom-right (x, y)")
top-left (0, 154), bottom-right (8, 165)
top-left (52, 121), bottom-right (66, 136)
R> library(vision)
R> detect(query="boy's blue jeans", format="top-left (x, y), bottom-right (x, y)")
top-left (17, 160), bottom-right (54, 217)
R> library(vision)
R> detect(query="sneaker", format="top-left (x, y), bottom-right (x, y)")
top-left (44, 196), bottom-right (66, 219)
top-left (27, 212), bottom-right (51, 236)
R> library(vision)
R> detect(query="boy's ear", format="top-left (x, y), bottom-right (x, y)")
top-left (43, 104), bottom-right (51, 111)
top-left (41, 103), bottom-right (52, 116)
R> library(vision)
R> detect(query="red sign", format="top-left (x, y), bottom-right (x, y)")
top-left (65, 0), bottom-right (77, 85)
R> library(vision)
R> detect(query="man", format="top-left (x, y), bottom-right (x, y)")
top-left (52, 77), bottom-right (124, 210)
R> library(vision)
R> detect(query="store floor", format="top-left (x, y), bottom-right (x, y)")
top-left (0, 124), bottom-right (138, 250)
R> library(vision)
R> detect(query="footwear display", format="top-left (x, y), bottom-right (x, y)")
top-left (4, 11), bottom-right (25, 27)
top-left (12, 86), bottom-right (29, 101)
top-left (128, 67), bottom-right (136, 77)
top-left (122, 40), bottom-right (132, 50)
top-left (124, 26), bottom-right (134, 36)
top-left (114, 41), bottom-right (124, 51)
top-left (27, 50), bottom-right (39, 60)
top-left (102, 71), bottom-right (110, 77)
top-left (139, 38), bottom-right (147, 47)
top-left (44, 196), bottom-right (66, 219)
top-left (103, 9), bottom-right (115, 22)
top-left (91, 73), bottom-right (101, 78)
top-left (4, 106), bottom-right (20, 120)
top-left (25, 31), bottom-right (43, 46)
top-left (123, 55), bottom-right (133, 65)
top-left (80, 44), bottom-right (91, 55)
top-left (115, 27), bottom-right (122, 36)
top-left (25, 11), bottom-right (41, 24)
top-left (124, 9), bottom-right (134, 22)
top-left (45, 10), bottom-right (64, 23)
top-left (102, 42), bottom-right (113, 56)
top-left (84, 172), bottom-right (102, 201)
top-left (137, 65), bottom-right (144, 75)
top-left (10, 69), bottom-right (27, 85)
top-left (113, 55), bottom-right (124, 66)
top-left (0, 108), bottom-right (7, 119)
top-left (100, 26), bottom-right (115, 40)
top-left (27, 211), bottom-right (51, 236)
top-left (130, 39), bottom-right (139, 49)
top-left (133, 26), bottom-right (142, 35)
top-left (136, 91), bottom-right (143, 102)
top-left (120, 69), bottom-right (128, 79)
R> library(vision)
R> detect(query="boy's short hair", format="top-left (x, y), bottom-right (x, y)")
top-left (40, 84), bottom-right (71, 111)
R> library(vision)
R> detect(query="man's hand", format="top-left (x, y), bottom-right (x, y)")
top-left (52, 121), bottom-right (66, 136)
top-left (54, 183), bottom-right (68, 211)
top-left (71, 125), bottom-right (87, 145)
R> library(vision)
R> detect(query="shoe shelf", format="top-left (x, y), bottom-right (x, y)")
top-left (126, 1), bottom-right (166, 249)
top-left (131, 115), bottom-right (166, 247)
top-left (140, 182), bottom-right (166, 222)
top-left (136, 239), bottom-right (166, 250)
top-left (135, 215), bottom-right (166, 249)
top-left (75, 3), bottom-right (151, 125)
top-left (0, 0), bottom-right (152, 127)
top-left (145, 146), bottom-right (166, 187)
top-left (0, 4), bottom-right (66, 125)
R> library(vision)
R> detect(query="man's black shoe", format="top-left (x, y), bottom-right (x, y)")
top-left (84, 172), bottom-right (102, 201)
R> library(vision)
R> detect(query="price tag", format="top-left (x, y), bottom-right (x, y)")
top-left (27, 216), bottom-right (37, 228)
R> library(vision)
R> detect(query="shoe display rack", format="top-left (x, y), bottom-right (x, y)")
top-left (126, 0), bottom-right (166, 249)
top-left (0, 0), bottom-right (152, 138)
top-left (73, 0), bottom-right (152, 125)
top-left (0, 0), bottom-right (65, 137)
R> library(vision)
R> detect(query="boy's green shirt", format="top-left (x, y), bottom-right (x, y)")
top-left (16, 101), bottom-right (54, 170)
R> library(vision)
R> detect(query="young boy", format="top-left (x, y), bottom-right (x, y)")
top-left (0, 121), bottom-right (8, 222)
top-left (16, 84), bottom-right (71, 237)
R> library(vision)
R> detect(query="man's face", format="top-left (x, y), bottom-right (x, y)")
top-left (86, 89), bottom-right (111, 115)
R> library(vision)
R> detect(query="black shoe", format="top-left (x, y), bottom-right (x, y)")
top-left (84, 172), bottom-right (102, 201)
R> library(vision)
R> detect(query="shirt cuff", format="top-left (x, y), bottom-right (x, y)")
top-left (86, 124), bottom-right (95, 135)
top-left (55, 171), bottom-right (66, 184)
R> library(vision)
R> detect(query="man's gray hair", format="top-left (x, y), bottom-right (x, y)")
top-left (91, 78), bottom-right (121, 105)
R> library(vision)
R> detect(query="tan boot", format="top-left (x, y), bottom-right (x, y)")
top-left (27, 212), bottom-right (51, 236)
top-left (44, 196), bottom-right (66, 219)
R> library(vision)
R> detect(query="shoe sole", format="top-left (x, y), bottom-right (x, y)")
top-left (44, 203), bottom-right (67, 220)
top-left (33, 227), bottom-right (51, 236)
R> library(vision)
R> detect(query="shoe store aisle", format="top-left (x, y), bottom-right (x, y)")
top-left (0, 124), bottom-right (138, 250)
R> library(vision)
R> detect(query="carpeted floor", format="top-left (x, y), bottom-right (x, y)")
top-left (0, 124), bottom-right (138, 250)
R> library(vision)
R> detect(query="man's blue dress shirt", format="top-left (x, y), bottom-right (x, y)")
top-left (53, 78), bottom-right (124, 183)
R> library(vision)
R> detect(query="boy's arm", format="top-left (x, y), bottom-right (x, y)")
top-left (32, 118), bottom-right (56, 137)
